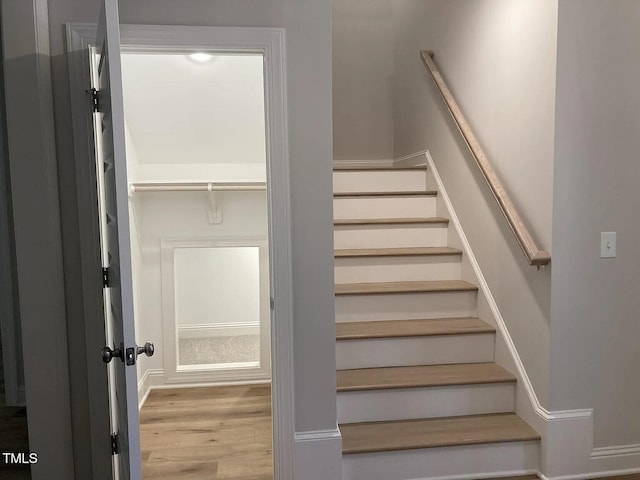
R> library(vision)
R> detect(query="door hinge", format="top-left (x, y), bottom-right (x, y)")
top-left (110, 433), bottom-right (120, 455)
top-left (87, 88), bottom-right (102, 113)
top-left (102, 267), bottom-right (111, 288)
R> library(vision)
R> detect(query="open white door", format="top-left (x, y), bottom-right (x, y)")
top-left (93, 0), bottom-right (151, 478)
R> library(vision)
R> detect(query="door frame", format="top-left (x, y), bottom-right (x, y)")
top-left (160, 236), bottom-right (271, 384)
top-left (66, 23), bottom-right (295, 480)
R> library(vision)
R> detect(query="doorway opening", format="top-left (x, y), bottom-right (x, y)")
top-left (93, 50), bottom-right (273, 479)
top-left (67, 21), bottom-right (292, 480)
top-left (117, 51), bottom-right (272, 386)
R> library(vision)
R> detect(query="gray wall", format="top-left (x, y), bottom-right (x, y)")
top-left (391, 0), bottom-right (558, 405)
top-left (0, 7), bottom-right (25, 408)
top-left (46, 0), bottom-right (335, 477)
top-left (1, 0), bottom-right (76, 478)
top-left (332, 0), bottom-right (394, 160)
top-left (550, 0), bottom-right (640, 448)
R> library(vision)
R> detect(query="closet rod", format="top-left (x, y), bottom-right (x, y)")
top-left (130, 182), bottom-right (267, 193)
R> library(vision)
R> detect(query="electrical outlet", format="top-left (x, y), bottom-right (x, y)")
top-left (600, 232), bottom-right (616, 258)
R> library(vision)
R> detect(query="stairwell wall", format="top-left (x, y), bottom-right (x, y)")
top-left (551, 0), bottom-right (640, 452)
top-left (332, 0), bottom-right (395, 160)
top-left (391, 0), bottom-right (558, 406)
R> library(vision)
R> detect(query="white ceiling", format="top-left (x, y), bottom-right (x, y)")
top-left (121, 53), bottom-right (266, 166)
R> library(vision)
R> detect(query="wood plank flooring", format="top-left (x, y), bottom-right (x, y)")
top-left (140, 384), bottom-right (272, 480)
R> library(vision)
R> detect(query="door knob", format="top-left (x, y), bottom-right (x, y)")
top-left (102, 345), bottom-right (123, 364)
top-left (137, 342), bottom-right (154, 358)
top-left (102, 342), bottom-right (154, 366)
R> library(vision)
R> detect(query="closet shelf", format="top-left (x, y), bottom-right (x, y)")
top-left (129, 181), bottom-right (267, 193)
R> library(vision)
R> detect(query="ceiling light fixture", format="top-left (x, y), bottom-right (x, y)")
top-left (188, 52), bottom-right (214, 63)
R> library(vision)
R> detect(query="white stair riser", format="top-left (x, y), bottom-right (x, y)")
top-left (341, 441), bottom-right (539, 480)
top-left (334, 225), bottom-right (448, 249)
top-left (335, 291), bottom-right (477, 322)
top-left (334, 256), bottom-right (461, 283)
top-left (334, 170), bottom-right (427, 193)
top-left (333, 196), bottom-right (436, 220)
top-left (338, 383), bottom-right (515, 423)
top-left (336, 333), bottom-right (494, 369)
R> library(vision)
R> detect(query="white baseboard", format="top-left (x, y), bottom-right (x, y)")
top-left (178, 321), bottom-right (260, 339)
top-left (136, 367), bottom-right (273, 410)
top-left (333, 159), bottom-right (394, 168)
top-left (137, 368), bottom-right (164, 409)
top-left (392, 149), bottom-right (429, 167)
top-left (421, 150), bottom-right (597, 479)
top-left (293, 428), bottom-right (342, 480)
top-left (592, 443), bottom-right (640, 458)
top-left (582, 444), bottom-right (640, 480)
top-left (539, 465), bottom-right (640, 480)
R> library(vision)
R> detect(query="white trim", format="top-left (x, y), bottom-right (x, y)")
top-left (66, 23), bottom-right (294, 480)
top-left (137, 368), bottom-right (163, 409)
top-left (392, 149), bottom-right (430, 167)
top-left (538, 467), bottom-right (640, 480)
top-left (399, 149), bottom-right (640, 479)
top-left (422, 150), bottom-right (596, 478)
top-left (155, 377), bottom-right (269, 390)
top-left (177, 322), bottom-right (260, 338)
top-left (333, 159), bottom-right (394, 168)
top-left (136, 366), bottom-right (274, 410)
top-left (293, 428), bottom-right (342, 480)
top-left (137, 368), bottom-right (272, 410)
top-left (160, 237), bottom-right (271, 384)
top-left (392, 470), bottom-right (539, 480)
top-left (294, 428), bottom-right (342, 442)
top-left (410, 151), bottom-right (594, 423)
top-left (424, 151), bottom-right (544, 414)
top-left (591, 444), bottom-right (640, 458)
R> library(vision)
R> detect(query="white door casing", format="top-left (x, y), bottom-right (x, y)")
top-left (66, 21), bottom-right (294, 480)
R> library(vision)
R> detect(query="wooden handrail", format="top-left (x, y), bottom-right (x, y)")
top-left (420, 51), bottom-right (551, 267)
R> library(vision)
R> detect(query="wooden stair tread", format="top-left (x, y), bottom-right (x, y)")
top-left (335, 246), bottom-right (461, 258)
top-left (340, 413), bottom-right (540, 454)
top-left (334, 217), bottom-right (449, 226)
top-left (334, 190), bottom-right (437, 198)
top-left (337, 363), bottom-right (516, 392)
top-left (333, 165), bottom-right (427, 171)
top-left (335, 280), bottom-right (477, 295)
top-left (480, 476), bottom-right (540, 480)
top-left (336, 317), bottom-right (495, 341)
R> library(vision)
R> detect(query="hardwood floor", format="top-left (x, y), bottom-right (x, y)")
top-left (140, 384), bottom-right (273, 480)
top-left (0, 333), bottom-right (30, 480)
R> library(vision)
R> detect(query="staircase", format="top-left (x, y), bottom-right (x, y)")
top-left (333, 164), bottom-right (540, 480)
